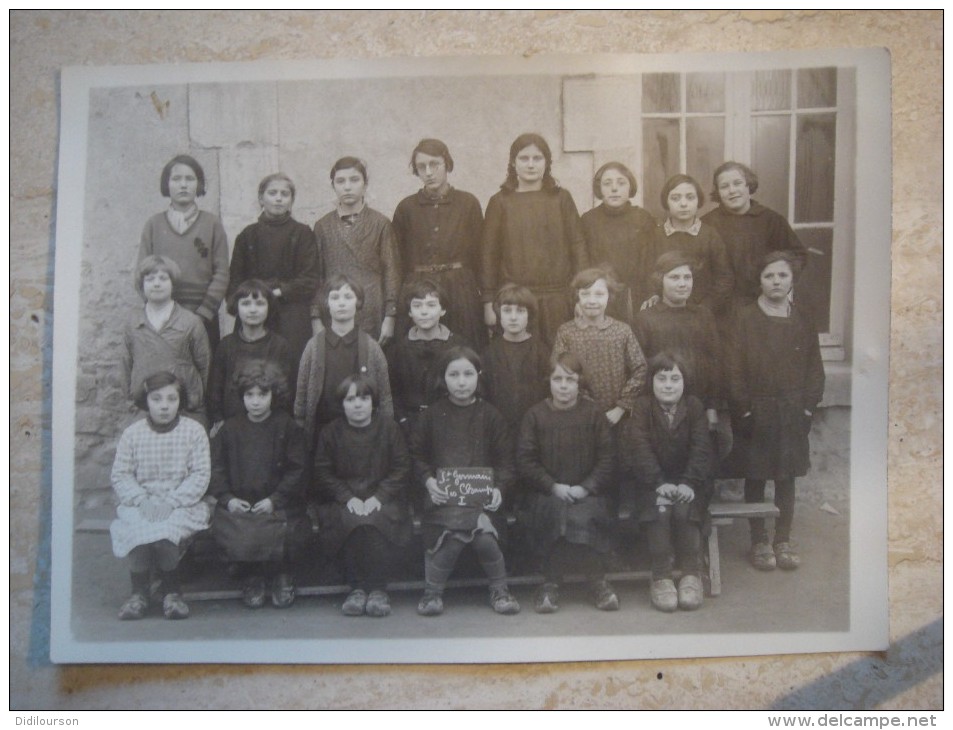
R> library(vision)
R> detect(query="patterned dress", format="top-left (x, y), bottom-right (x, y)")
top-left (109, 416), bottom-right (211, 558)
top-left (122, 304), bottom-right (211, 420)
top-left (313, 206), bottom-right (400, 339)
top-left (551, 315), bottom-right (647, 415)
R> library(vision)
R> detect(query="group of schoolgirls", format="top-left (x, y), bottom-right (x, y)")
top-left (108, 132), bottom-right (824, 624)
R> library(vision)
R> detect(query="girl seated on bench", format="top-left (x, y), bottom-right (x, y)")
top-left (209, 359), bottom-right (308, 609)
top-left (628, 352), bottom-right (714, 612)
top-left (517, 352), bottom-right (618, 613)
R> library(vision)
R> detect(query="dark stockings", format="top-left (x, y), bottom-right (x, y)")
top-left (744, 477), bottom-right (796, 545)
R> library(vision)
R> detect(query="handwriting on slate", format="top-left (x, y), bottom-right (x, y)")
top-left (436, 468), bottom-right (494, 507)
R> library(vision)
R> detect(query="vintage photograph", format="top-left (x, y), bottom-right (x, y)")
top-left (50, 48), bottom-right (890, 664)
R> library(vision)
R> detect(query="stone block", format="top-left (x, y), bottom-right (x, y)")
top-left (189, 82), bottom-right (278, 148)
top-left (218, 145), bottom-right (281, 231)
top-left (278, 75), bottom-right (563, 218)
top-left (75, 405), bottom-right (102, 435)
top-left (563, 76), bottom-right (639, 152)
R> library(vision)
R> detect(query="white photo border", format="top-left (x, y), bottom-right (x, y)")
top-left (50, 49), bottom-right (891, 664)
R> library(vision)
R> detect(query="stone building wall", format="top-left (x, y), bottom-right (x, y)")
top-left (73, 71), bottom-right (851, 493)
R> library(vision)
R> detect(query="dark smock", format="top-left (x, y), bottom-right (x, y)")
top-left (409, 397), bottom-right (514, 548)
top-left (626, 394), bottom-right (714, 525)
top-left (313, 414), bottom-right (413, 556)
top-left (392, 187), bottom-right (486, 348)
top-left (517, 397), bottom-right (616, 555)
top-left (208, 411), bottom-right (308, 562)
top-left (581, 201), bottom-right (660, 323)
top-left (724, 302), bottom-right (825, 479)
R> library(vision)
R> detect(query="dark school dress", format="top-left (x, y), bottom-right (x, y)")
top-left (517, 397), bottom-right (616, 556)
top-left (409, 397), bottom-right (515, 549)
top-left (724, 301), bottom-right (825, 480)
top-left (581, 201), bottom-right (660, 323)
top-left (229, 213), bottom-right (320, 375)
top-left (481, 335), bottom-right (551, 437)
top-left (627, 393), bottom-right (714, 526)
top-left (702, 201), bottom-right (808, 318)
top-left (313, 413), bottom-right (413, 558)
top-left (481, 187), bottom-right (589, 348)
top-left (208, 410), bottom-right (309, 563)
top-left (386, 325), bottom-right (468, 436)
top-left (392, 187), bottom-right (485, 348)
top-left (648, 219), bottom-right (733, 319)
top-left (207, 329), bottom-right (294, 424)
top-left (632, 302), bottom-right (723, 412)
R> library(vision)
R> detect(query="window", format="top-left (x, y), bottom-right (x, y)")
top-left (639, 67), bottom-right (854, 352)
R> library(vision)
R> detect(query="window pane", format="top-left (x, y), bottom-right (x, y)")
top-left (797, 67), bottom-right (837, 108)
top-left (642, 73), bottom-right (680, 113)
top-left (752, 69), bottom-right (792, 111)
top-left (687, 72), bottom-right (725, 113)
top-left (642, 118), bottom-right (680, 219)
top-left (686, 116), bottom-right (724, 213)
top-left (751, 115), bottom-right (790, 216)
top-left (795, 113), bottom-right (836, 223)
top-left (793, 228), bottom-right (832, 333)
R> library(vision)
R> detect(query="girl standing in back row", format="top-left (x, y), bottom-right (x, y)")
top-left (313, 157), bottom-right (400, 347)
top-left (138, 154), bottom-right (229, 346)
top-left (228, 172), bottom-right (319, 379)
top-left (392, 139), bottom-right (486, 349)
top-left (481, 133), bottom-right (589, 348)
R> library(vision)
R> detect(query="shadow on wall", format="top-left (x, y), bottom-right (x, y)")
top-left (770, 618), bottom-right (943, 710)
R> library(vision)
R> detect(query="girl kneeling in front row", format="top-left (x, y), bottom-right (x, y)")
top-left (410, 346), bottom-right (520, 616)
top-left (628, 353), bottom-right (714, 612)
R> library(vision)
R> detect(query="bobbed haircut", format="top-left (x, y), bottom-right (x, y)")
top-left (404, 277), bottom-right (447, 309)
top-left (232, 358), bottom-right (289, 411)
top-left (226, 279), bottom-right (279, 330)
top-left (410, 138), bottom-right (454, 175)
top-left (315, 273), bottom-right (365, 326)
top-left (660, 174), bottom-right (705, 211)
top-left (330, 156), bottom-right (368, 184)
top-left (257, 172), bottom-right (296, 201)
top-left (160, 154), bottom-right (207, 198)
top-left (570, 266), bottom-right (623, 301)
top-left (501, 132), bottom-right (558, 192)
top-left (549, 350), bottom-right (588, 390)
top-left (647, 351), bottom-right (693, 396)
top-left (650, 250), bottom-right (697, 296)
top-left (334, 372), bottom-right (380, 409)
top-left (711, 161), bottom-right (759, 200)
top-left (135, 370), bottom-right (187, 411)
top-left (758, 249), bottom-right (804, 281)
top-left (494, 282), bottom-right (538, 324)
top-left (593, 161), bottom-right (638, 200)
top-left (135, 255), bottom-right (181, 298)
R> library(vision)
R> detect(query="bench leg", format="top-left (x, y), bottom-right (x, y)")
top-left (707, 524), bottom-right (722, 597)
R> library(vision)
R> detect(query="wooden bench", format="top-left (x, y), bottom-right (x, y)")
top-left (77, 499), bottom-right (781, 601)
top-left (706, 501), bottom-right (781, 596)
